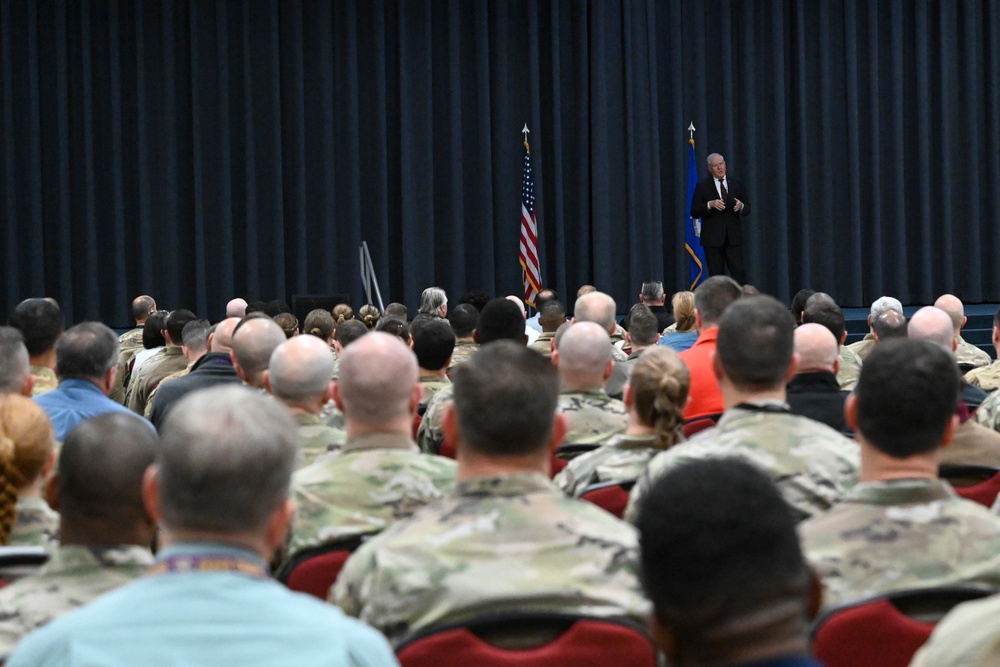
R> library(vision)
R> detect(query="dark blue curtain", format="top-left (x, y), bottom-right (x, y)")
top-left (2, 0), bottom-right (999, 326)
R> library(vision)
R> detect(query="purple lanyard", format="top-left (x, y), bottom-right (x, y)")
top-left (147, 554), bottom-right (269, 579)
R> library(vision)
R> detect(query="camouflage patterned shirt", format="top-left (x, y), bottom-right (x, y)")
top-left (332, 472), bottom-right (650, 647)
top-left (125, 346), bottom-right (188, 415)
top-left (846, 333), bottom-right (875, 362)
top-left (557, 388), bottom-right (628, 446)
top-left (836, 345), bottom-right (863, 391)
top-left (320, 399), bottom-right (346, 431)
top-left (295, 412), bottom-right (346, 469)
top-left (117, 326), bottom-right (144, 352)
top-left (554, 433), bottom-right (663, 497)
top-left (527, 332), bottom-right (555, 357)
top-left (800, 478), bottom-right (1000, 609)
top-left (29, 366), bottom-right (57, 397)
top-left (626, 402), bottom-right (859, 524)
top-left (416, 383), bottom-right (455, 453)
top-left (288, 433), bottom-right (456, 560)
top-left (417, 375), bottom-right (451, 416)
top-left (974, 390), bottom-right (1000, 434)
top-left (0, 544), bottom-right (153, 657)
top-left (909, 593), bottom-right (1000, 667)
top-left (447, 341), bottom-right (479, 371)
top-left (966, 359), bottom-right (1000, 392)
top-left (7, 498), bottom-right (59, 552)
top-left (956, 335), bottom-right (992, 370)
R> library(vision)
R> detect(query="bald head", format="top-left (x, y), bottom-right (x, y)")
top-left (232, 318), bottom-right (287, 386)
top-left (554, 322), bottom-right (613, 388)
top-left (505, 295), bottom-right (527, 318)
top-left (268, 335), bottom-right (334, 410)
top-left (337, 332), bottom-right (419, 426)
top-left (933, 294), bottom-right (965, 333)
top-left (573, 292), bottom-right (617, 334)
top-left (793, 323), bottom-right (839, 373)
top-left (226, 298), bottom-right (248, 319)
top-left (210, 317), bottom-right (240, 354)
top-left (908, 306), bottom-right (956, 352)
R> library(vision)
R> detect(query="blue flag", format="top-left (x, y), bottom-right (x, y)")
top-left (685, 138), bottom-right (707, 289)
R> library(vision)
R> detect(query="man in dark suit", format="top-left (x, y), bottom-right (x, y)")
top-left (690, 153), bottom-right (750, 284)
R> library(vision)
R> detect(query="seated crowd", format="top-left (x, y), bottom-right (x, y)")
top-left (0, 282), bottom-right (999, 665)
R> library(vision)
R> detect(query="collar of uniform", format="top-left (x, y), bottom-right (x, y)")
top-left (454, 472), bottom-right (558, 498)
top-left (559, 386), bottom-right (608, 398)
top-left (16, 495), bottom-right (56, 513)
top-left (603, 433), bottom-right (658, 449)
top-left (418, 373), bottom-right (451, 384)
top-left (719, 400), bottom-right (792, 425)
top-left (341, 432), bottom-right (419, 454)
top-left (294, 412), bottom-right (324, 427)
top-left (535, 331), bottom-right (555, 340)
top-left (455, 340), bottom-right (478, 348)
top-left (45, 544), bottom-right (155, 573)
top-left (161, 346), bottom-right (185, 357)
top-left (842, 478), bottom-right (954, 505)
top-left (30, 365), bottom-right (57, 380)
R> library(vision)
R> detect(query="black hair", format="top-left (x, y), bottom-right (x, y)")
top-left (10, 298), bottom-right (64, 357)
top-left (802, 293), bottom-right (845, 343)
top-left (449, 304), bottom-right (479, 339)
top-left (412, 319), bottom-right (456, 371)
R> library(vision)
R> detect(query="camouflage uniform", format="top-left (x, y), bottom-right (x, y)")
top-left (143, 364), bottom-right (193, 419)
top-left (909, 594), bottom-right (1000, 667)
top-left (417, 375), bottom-right (451, 416)
top-left (800, 479), bottom-right (1000, 610)
top-left (610, 342), bottom-right (628, 362)
top-left (609, 323), bottom-right (627, 347)
top-left (295, 412), bottom-right (346, 469)
top-left (956, 336), bottom-right (992, 370)
top-left (416, 383), bottom-right (454, 453)
top-left (966, 359), bottom-right (1000, 392)
top-left (333, 472), bottom-right (650, 647)
top-left (974, 390), bottom-right (1000, 434)
top-left (7, 498), bottom-right (59, 552)
top-left (846, 333), bottom-right (875, 362)
top-left (662, 323), bottom-right (678, 335)
top-left (0, 544), bottom-right (153, 656)
top-left (29, 366), bottom-right (57, 397)
top-left (554, 434), bottom-right (662, 497)
top-left (527, 332), bottom-right (555, 358)
top-left (117, 326), bottom-right (144, 352)
top-left (557, 388), bottom-right (628, 446)
top-left (836, 345), bottom-right (863, 391)
top-left (626, 402), bottom-right (859, 524)
top-left (447, 341), bottom-right (479, 371)
top-left (320, 399), bottom-right (346, 431)
top-left (288, 433), bottom-right (456, 560)
top-left (125, 347), bottom-right (188, 415)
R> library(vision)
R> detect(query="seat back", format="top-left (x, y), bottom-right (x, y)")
top-left (681, 413), bottom-right (722, 438)
top-left (396, 613), bottom-right (657, 667)
top-left (555, 443), bottom-right (599, 461)
top-left (810, 586), bottom-right (993, 667)
top-left (0, 546), bottom-right (49, 584)
top-left (577, 479), bottom-right (637, 519)
top-left (277, 535), bottom-right (366, 600)
top-left (939, 465), bottom-right (1000, 507)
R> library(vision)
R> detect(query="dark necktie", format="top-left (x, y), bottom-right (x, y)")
top-left (719, 179), bottom-right (728, 204)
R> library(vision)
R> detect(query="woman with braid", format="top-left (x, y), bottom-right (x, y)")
top-left (555, 346), bottom-right (690, 497)
top-left (0, 395), bottom-right (58, 550)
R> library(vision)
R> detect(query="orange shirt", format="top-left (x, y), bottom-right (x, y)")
top-left (679, 327), bottom-right (723, 420)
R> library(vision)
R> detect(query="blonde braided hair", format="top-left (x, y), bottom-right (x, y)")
top-left (628, 347), bottom-right (690, 450)
top-left (0, 396), bottom-right (56, 544)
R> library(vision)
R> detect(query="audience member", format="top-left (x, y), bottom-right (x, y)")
top-left (143, 320), bottom-right (210, 419)
top-left (374, 317), bottom-right (408, 343)
top-left (0, 328), bottom-right (33, 397)
top-left (638, 458), bottom-right (823, 667)
top-left (302, 309), bottom-right (336, 346)
top-left (0, 412), bottom-right (156, 657)
top-left (273, 312), bottom-right (299, 339)
top-left (265, 335), bottom-right (345, 469)
top-left (786, 323), bottom-right (851, 433)
top-left (231, 318), bottom-right (287, 389)
top-left (800, 339), bottom-right (1000, 609)
top-left (909, 306), bottom-right (988, 410)
top-left (789, 289), bottom-right (815, 324)
top-left (332, 303), bottom-right (354, 325)
top-left (872, 308), bottom-right (907, 342)
top-left (418, 287), bottom-right (448, 318)
top-left (6, 386), bottom-right (397, 666)
top-left (678, 275), bottom-right (742, 420)
top-left (332, 320), bottom-right (368, 357)
top-left (620, 304), bottom-right (660, 373)
top-left (801, 293), bottom-right (863, 391)
top-left (527, 299), bottom-right (565, 358)
top-left (225, 298), bottom-right (248, 319)
top-left (556, 346), bottom-right (688, 496)
top-left (383, 302), bottom-right (407, 322)
top-left (525, 287), bottom-right (558, 332)
top-left (0, 396), bottom-right (58, 551)
top-left (623, 280), bottom-right (673, 332)
top-left (657, 291), bottom-right (698, 352)
top-left (35, 323), bottom-right (149, 442)
top-left (126, 309), bottom-right (198, 415)
top-left (458, 290), bottom-right (490, 312)
top-left (935, 293), bottom-right (992, 371)
top-left (573, 291), bottom-right (629, 398)
top-left (411, 320), bottom-right (455, 415)
top-left (118, 295), bottom-right (156, 352)
top-left (112, 309), bottom-right (167, 403)
top-left (446, 303), bottom-right (479, 370)
top-left (552, 322), bottom-right (628, 446)
top-left (505, 295), bottom-right (540, 346)
top-left (965, 305), bottom-right (1000, 391)
top-left (288, 332), bottom-right (455, 562)
top-left (846, 296), bottom-right (904, 361)
top-left (334, 341), bottom-right (648, 647)
top-left (627, 296), bottom-right (859, 524)
top-left (10, 298), bottom-right (64, 397)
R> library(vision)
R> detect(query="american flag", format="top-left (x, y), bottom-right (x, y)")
top-left (519, 137), bottom-right (542, 307)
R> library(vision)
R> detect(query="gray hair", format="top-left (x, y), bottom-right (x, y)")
top-left (0, 327), bottom-right (29, 394)
top-left (181, 320), bottom-right (211, 354)
top-left (268, 336), bottom-right (334, 407)
top-left (870, 296), bottom-right (903, 320)
top-left (157, 386), bottom-right (298, 534)
top-left (418, 287), bottom-right (448, 316)
top-left (641, 281), bottom-right (665, 302)
top-left (706, 153), bottom-right (725, 167)
top-left (55, 322), bottom-right (119, 381)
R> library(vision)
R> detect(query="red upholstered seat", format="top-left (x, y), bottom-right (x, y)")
top-left (439, 436), bottom-right (568, 479)
top-left (939, 465), bottom-right (1000, 507)
top-left (681, 413), bottom-right (722, 438)
top-left (577, 479), bottom-right (637, 519)
top-left (811, 587), bottom-right (993, 667)
top-left (396, 614), bottom-right (657, 667)
top-left (277, 536), bottom-right (366, 600)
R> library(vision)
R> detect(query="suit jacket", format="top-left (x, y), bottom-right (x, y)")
top-left (690, 175), bottom-right (750, 247)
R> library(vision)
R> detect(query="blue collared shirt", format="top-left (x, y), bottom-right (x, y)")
top-left (34, 379), bottom-right (153, 441)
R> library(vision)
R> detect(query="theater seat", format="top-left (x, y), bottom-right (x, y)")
top-left (939, 465), bottom-right (1000, 507)
top-left (810, 586), bottom-right (993, 667)
top-left (276, 535), bottom-right (366, 600)
top-left (681, 413), bottom-right (722, 438)
top-left (0, 546), bottom-right (49, 584)
top-left (396, 612), bottom-right (658, 667)
top-left (555, 443), bottom-right (599, 461)
top-left (577, 479), bottom-right (637, 519)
